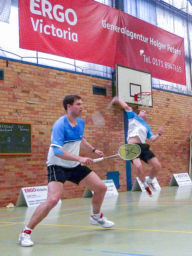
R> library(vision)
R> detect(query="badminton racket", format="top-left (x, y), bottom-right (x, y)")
top-left (93, 144), bottom-right (141, 163)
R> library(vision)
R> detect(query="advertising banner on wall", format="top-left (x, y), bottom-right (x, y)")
top-left (19, 0), bottom-right (186, 85)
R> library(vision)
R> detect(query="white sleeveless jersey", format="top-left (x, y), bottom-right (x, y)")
top-left (125, 111), bottom-right (154, 143)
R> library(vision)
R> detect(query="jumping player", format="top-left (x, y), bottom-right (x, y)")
top-left (111, 96), bottom-right (163, 196)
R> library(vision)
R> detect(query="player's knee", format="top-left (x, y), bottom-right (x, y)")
top-left (100, 183), bottom-right (107, 194)
top-left (95, 183), bottom-right (107, 195)
top-left (47, 197), bottom-right (60, 208)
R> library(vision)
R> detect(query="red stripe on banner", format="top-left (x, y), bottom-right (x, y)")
top-left (19, 0), bottom-right (186, 85)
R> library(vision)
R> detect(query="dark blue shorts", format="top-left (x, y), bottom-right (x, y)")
top-left (136, 143), bottom-right (155, 163)
top-left (47, 164), bottom-right (92, 184)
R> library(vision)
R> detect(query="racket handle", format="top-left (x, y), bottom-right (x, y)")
top-left (93, 157), bottom-right (104, 163)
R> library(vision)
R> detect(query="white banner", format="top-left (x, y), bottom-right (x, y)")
top-left (170, 173), bottom-right (192, 187)
top-left (103, 180), bottom-right (118, 198)
top-left (17, 185), bottom-right (61, 207)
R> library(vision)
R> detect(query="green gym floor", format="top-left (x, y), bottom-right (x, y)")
top-left (1, 186), bottom-right (192, 256)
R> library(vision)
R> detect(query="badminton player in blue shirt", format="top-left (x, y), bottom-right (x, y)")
top-left (19, 95), bottom-right (114, 247)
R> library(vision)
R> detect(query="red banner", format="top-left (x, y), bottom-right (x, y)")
top-left (19, 0), bottom-right (186, 85)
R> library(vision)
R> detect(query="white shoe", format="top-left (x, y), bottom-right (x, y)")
top-left (19, 232), bottom-right (34, 247)
top-left (90, 213), bottom-right (114, 228)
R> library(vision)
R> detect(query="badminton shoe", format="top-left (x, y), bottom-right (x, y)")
top-left (145, 186), bottom-right (152, 196)
top-left (90, 213), bottom-right (114, 228)
top-left (19, 231), bottom-right (34, 247)
top-left (147, 181), bottom-right (156, 191)
top-left (146, 178), bottom-right (156, 191)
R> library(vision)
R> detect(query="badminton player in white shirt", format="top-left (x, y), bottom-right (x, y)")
top-left (112, 96), bottom-right (163, 196)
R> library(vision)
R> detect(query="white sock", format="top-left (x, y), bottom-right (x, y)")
top-left (92, 213), bottom-right (100, 219)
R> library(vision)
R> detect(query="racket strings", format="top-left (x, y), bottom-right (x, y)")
top-left (119, 144), bottom-right (141, 160)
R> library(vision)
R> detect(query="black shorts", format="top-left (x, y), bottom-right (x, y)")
top-left (47, 164), bottom-right (92, 184)
top-left (136, 143), bottom-right (155, 163)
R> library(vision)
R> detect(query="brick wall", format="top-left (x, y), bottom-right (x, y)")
top-left (0, 58), bottom-right (191, 206)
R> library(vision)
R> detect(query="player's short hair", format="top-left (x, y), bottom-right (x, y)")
top-left (63, 95), bottom-right (82, 111)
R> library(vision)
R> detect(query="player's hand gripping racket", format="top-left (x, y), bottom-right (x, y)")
top-left (93, 144), bottom-right (141, 163)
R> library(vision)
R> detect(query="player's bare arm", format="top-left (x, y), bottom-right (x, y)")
top-left (53, 146), bottom-right (93, 165)
top-left (150, 126), bottom-right (163, 142)
top-left (111, 96), bottom-right (132, 111)
top-left (81, 138), bottom-right (104, 157)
